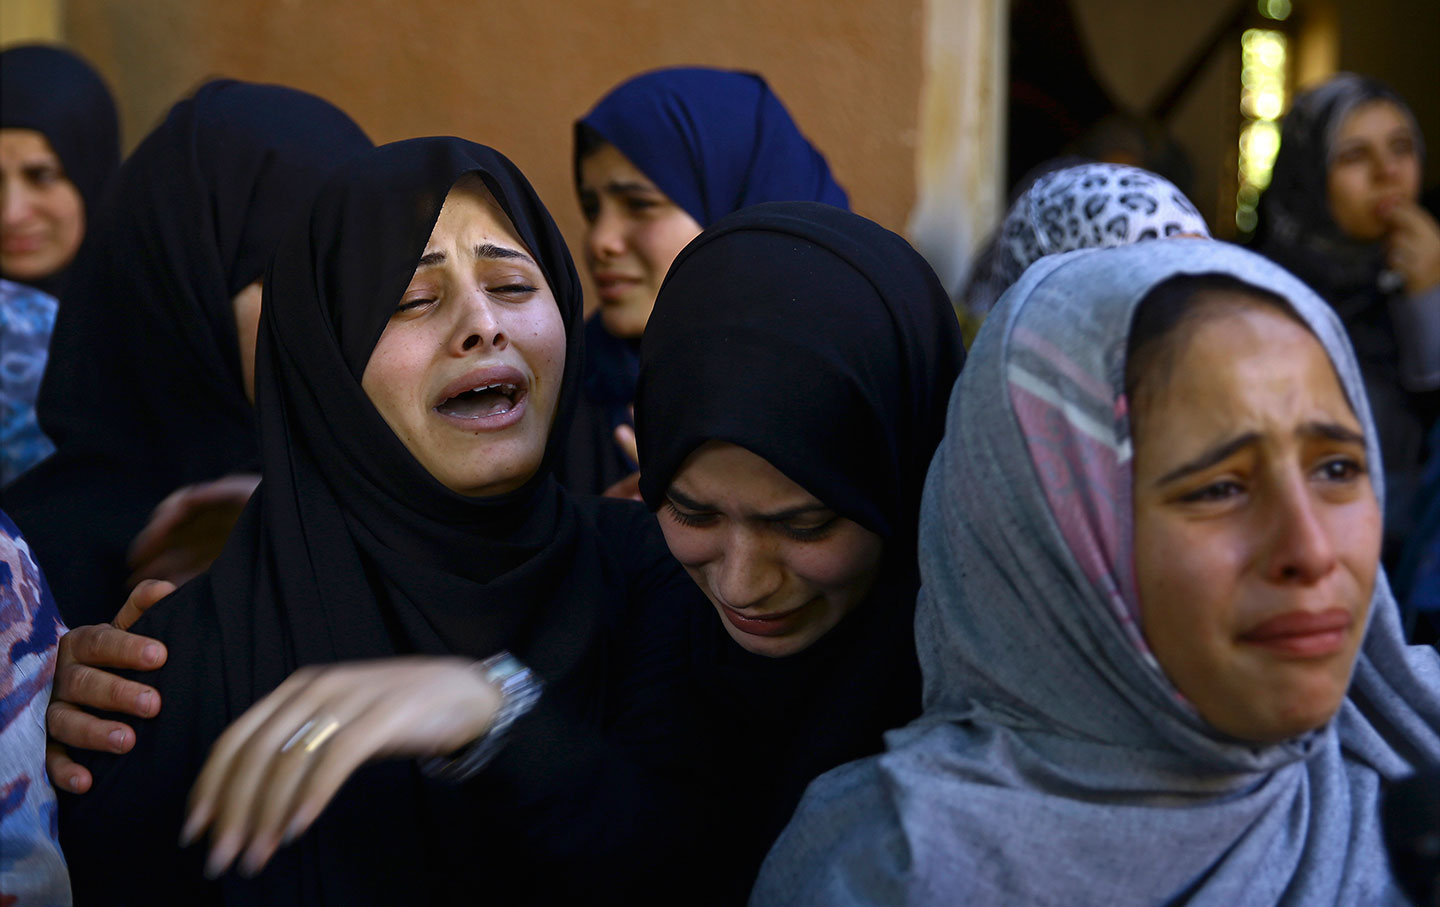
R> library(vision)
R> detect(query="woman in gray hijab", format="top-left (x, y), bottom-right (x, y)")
top-left (751, 239), bottom-right (1440, 905)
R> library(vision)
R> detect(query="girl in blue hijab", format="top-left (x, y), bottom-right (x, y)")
top-left (559, 67), bottom-right (849, 495)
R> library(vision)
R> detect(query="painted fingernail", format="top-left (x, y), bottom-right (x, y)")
top-left (108, 729), bottom-right (128, 752)
top-left (142, 644), bottom-right (162, 665)
top-left (136, 690), bottom-right (156, 714)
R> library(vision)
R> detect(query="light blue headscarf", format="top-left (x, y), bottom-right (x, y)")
top-left (751, 239), bottom-right (1440, 906)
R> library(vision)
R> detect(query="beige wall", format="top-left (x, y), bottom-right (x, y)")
top-left (0, 0), bottom-right (62, 44)
top-left (60, 0), bottom-right (924, 312)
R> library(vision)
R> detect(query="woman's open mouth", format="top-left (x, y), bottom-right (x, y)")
top-left (433, 368), bottom-right (529, 428)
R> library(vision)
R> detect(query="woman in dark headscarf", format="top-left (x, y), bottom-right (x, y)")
top-left (59, 136), bottom-right (707, 906)
top-left (751, 240), bottom-right (1440, 906)
top-left (1255, 73), bottom-right (1440, 562)
top-left (561, 67), bottom-right (849, 495)
top-left (0, 44), bottom-right (119, 295)
top-left (3, 80), bottom-right (372, 626)
top-left (635, 200), bottom-right (965, 901)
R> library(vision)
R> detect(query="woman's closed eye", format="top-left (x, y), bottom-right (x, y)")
top-left (775, 517), bottom-right (840, 542)
top-left (394, 295), bottom-right (436, 316)
top-left (663, 500), bottom-right (716, 528)
top-left (487, 280), bottom-right (539, 299)
top-left (1178, 479), bottom-right (1245, 505)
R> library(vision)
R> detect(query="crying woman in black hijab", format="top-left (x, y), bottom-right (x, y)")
top-left (58, 137), bottom-right (709, 906)
top-left (634, 200), bottom-right (966, 899)
top-left (3, 80), bottom-right (373, 626)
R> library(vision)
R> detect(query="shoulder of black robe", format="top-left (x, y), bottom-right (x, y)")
top-left (0, 44), bottom-right (119, 296)
top-left (2, 79), bottom-right (372, 626)
top-left (634, 200), bottom-right (966, 901)
top-left (60, 137), bottom-right (709, 906)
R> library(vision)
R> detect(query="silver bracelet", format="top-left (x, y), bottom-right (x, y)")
top-left (421, 651), bottom-right (543, 783)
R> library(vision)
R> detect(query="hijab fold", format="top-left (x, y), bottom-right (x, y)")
top-left (751, 240), bottom-right (1440, 906)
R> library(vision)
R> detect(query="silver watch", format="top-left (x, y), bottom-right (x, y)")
top-left (421, 651), bottom-right (543, 783)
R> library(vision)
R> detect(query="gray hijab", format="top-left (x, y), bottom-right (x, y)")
top-left (751, 239), bottom-right (1440, 906)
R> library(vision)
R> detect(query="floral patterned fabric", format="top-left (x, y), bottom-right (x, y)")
top-left (0, 280), bottom-right (57, 486)
top-left (0, 509), bottom-right (69, 905)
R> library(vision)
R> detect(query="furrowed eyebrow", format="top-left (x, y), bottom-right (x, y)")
top-left (1155, 432), bottom-right (1260, 487)
top-left (416, 251), bottom-right (446, 268)
top-left (1299, 421), bottom-right (1366, 446)
top-left (1153, 421), bottom-right (1367, 487)
top-left (474, 242), bottom-right (536, 266)
top-left (666, 487), bottom-right (831, 522)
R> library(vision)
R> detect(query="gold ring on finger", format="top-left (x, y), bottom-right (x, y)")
top-left (280, 714), bottom-right (342, 755)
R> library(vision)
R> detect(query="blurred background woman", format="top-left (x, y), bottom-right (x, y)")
top-left (0, 44), bottom-right (118, 296)
top-left (562, 66), bottom-right (849, 495)
top-left (0, 44), bottom-right (120, 485)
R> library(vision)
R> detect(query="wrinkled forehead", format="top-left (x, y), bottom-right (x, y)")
top-left (421, 175), bottom-right (531, 255)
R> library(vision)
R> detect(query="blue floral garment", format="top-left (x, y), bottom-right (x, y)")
top-left (0, 280), bottom-right (58, 486)
top-left (0, 509), bottom-right (69, 904)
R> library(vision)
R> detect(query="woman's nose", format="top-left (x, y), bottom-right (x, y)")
top-left (586, 206), bottom-right (627, 262)
top-left (453, 292), bottom-right (507, 355)
top-left (1, 179), bottom-right (35, 226)
top-left (1263, 483), bottom-right (1339, 585)
top-left (713, 534), bottom-right (784, 610)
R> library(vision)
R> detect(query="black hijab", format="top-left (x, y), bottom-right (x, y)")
top-left (635, 200), bottom-right (966, 898)
top-left (2, 80), bottom-right (372, 626)
top-left (219, 136), bottom-right (596, 688)
top-left (63, 138), bottom-right (667, 905)
top-left (0, 44), bottom-right (119, 294)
